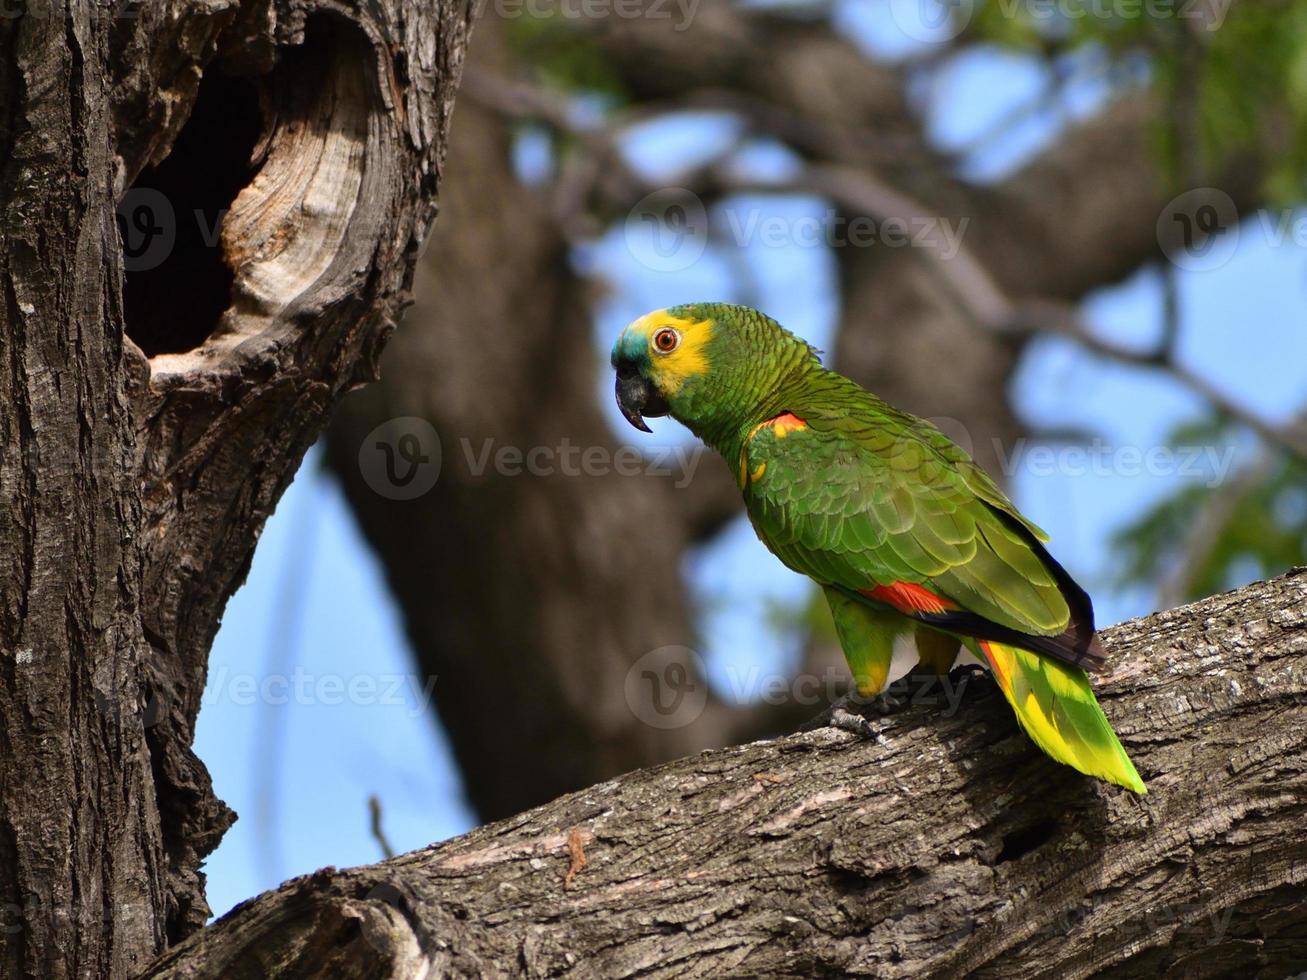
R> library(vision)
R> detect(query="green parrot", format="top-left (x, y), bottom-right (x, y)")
top-left (611, 302), bottom-right (1145, 793)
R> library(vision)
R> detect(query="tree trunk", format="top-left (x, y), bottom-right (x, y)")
top-left (0, 1), bottom-right (472, 975)
top-left (144, 570), bottom-right (1307, 979)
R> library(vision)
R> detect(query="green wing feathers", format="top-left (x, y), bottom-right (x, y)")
top-left (971, 638), bottom-right (1146, 793)
top-left (745, 404), bottom-right (1072, 637)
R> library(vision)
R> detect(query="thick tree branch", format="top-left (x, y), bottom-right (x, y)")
top-left (147, 571), bottom-right (1307, 978)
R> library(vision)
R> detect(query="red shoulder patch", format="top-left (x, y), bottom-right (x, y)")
top-left (862, 581), bottom-right (956, 616)
top-left (767, 412), bottom-right (807, 436)
top-left (745, 412), bottom-right (809, 452)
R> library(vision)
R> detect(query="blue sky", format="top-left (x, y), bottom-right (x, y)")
top-left (195, 14), bottom-right (1307, 917)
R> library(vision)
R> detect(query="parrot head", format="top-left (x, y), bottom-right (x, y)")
top-left (610, 303), bottom-right (819, 436)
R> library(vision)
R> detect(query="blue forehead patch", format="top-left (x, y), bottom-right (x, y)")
top-left (610, 328), bottom-right (648, 366)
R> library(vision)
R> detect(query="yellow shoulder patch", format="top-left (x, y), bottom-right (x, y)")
top-left (739, 412), bottom-right (807, 488)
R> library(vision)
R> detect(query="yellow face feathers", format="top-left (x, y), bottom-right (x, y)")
top-left (625, 309), bottom-right (713, 395)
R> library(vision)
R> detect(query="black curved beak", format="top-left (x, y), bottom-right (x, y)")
top-left (614, 362), bottom-right (669, 433)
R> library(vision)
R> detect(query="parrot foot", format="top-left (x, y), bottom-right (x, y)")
top-left (805, 693), bottom-right (887, 742)
top-left (828, 704), bottom-right (883, 741)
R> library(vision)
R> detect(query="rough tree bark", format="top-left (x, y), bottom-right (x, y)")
top-left (0, 1), bottom-right (471, 976)
top-left (144, 570), bottom-right (1307, 978)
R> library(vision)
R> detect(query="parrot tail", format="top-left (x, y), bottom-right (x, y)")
top-left (973, 639), bottom-right (1147, 794)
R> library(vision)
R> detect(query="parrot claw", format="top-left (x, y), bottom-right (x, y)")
top-left (828, 704), bottom-right (883, 742)
top-left (803, 692), bottom-right (887, 742)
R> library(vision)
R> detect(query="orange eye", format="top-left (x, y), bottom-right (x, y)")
top-left (653, 328), bottom-right (679, 353)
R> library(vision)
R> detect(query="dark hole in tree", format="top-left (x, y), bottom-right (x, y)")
top-left (119, 66), bottom-right (261, 357)
top-left (995, 817), bottom-right (1059, 864)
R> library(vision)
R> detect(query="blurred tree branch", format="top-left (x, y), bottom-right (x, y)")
top-left (1003, 302), bottom-right (1307, 462)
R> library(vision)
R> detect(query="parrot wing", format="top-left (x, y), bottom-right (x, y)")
top-left (742, 399), bottom-right (1144, 793)
top-left (741, 400), bottom-right (1104, 672)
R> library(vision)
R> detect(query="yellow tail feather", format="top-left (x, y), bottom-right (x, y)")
top-left (974, 639), bottom-right (1146, 794)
